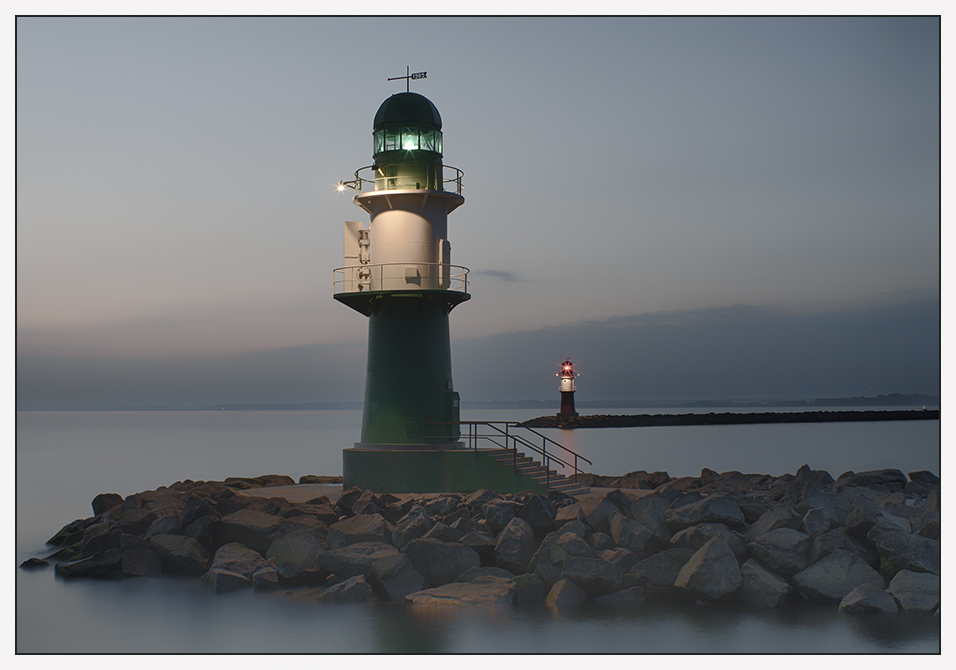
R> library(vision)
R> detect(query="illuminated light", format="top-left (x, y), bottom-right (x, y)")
top-left (404, 140), bottom-right (416, 150)
top-left (336, 183), bottom-right (345, 192)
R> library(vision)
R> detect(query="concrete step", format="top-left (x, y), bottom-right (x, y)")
top-left (487, 449), bottom-right (589, 498)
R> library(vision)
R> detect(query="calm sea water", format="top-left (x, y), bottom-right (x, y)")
top-left (16, 409), bottom-right (941, 654)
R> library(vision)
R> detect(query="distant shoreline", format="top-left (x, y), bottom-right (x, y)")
top-left (519, 409), bottom-right (940, 429)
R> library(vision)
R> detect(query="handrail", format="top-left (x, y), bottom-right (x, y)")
top-left (424, 420), bottom-right (592, 489)
top-left (333, 262), bottom-right (469, 294)
top-left (339, 164), bottom-right (464, 195)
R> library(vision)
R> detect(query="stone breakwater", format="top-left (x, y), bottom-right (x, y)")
top-left (521, 409), bottom-right (939, 429)
top-left (27, 467), bottom-right (939, 616)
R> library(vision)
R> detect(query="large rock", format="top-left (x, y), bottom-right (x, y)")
top-left (369, 553), bottom-right (427, 601)
top-left (391, 506), bottom-right (433, 550)
top-left (266, 532), bottom-right (327, 584)
top-left (836, 469), bottom-right (907, 491)
top-left (121, 548), bottom-right (163, 578)
top-left (630, 493), bottom-right (671, 541)
top-left (91, 493), bottom-right (124, 516)
top-left (885, 570), bottom-right (940, 613)
top-left (579, 496), bottom-right (619, 535)
top-left (866, 521), bottom-right (940, 576)
top-left (206, 542), bottom-right (271, 579)
top-left (200, 568), bottom-right (251, 593)
top-left (555, 503), bottom-right (584, 529)
top-left (674, 535), bottom-right (741, 600)
top-left (801, 508), bottom-right (831, 538)
top-left (405, 576), bottom-right (516, 608)
top-left (322, 575), bottom-right (375, 603)
top-left (518, 494), bottom-right (556, 537)
top-left (546, 578), bottom-right (586, 607)
top-left (671, 523), bottom-right (748, 561)
top-left (55, 548), bottom-right (124, 578)
top-left (664, 494), bottom-right (745, 531)
top-left (481, 500), bottom-right (517, 534)
top-left (327, 514), bottom-right (392, 549)
top-left (745, 503), bottom-right (802, 541)
top-left (513, 572), bottom-right (549, 604)
top-left (838, 583), bottom-right (898, 615)
top-left (560, 556), bottom-right (623, 596)
top-left (747, 528), bottom-right (811, 578)
top-left (625, 548), bottom-right (695, 588)
top-left (792, 549), bottom-right (885, 602)
top-left (608, 511), bottom-right (663, 559)
top-left (403, 538), bottom-right (481, 587)
top-left (739, 558), bottom-right (791, 608)
top-left (796, 492), bottom-right (851, 527)
top-left (808, 528), bottom-right (879, 568)
top-left (494, 517), bottom-right (537, 574)
top-left (214, 509), bottom-right (285, 555)
top-left (81, 522), bottom-right (122, 559)
top-left (599, 547), bottom-right (640, 574)
top-left (316, 541), bottom-right (400, 579)
top-left (149, 534), bottom-right (210, 576)
top-left (844, 498), bottom-right (909, 543)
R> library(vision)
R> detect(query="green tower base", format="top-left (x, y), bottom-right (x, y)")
top-left (342, 448), bottom-right (547, 495)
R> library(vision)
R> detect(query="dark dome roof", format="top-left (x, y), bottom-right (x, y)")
top-left (373, 92), bottom-right (442, 131)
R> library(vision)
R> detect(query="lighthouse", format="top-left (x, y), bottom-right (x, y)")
top-left (557, 359), bottom-right (579, 418)
top-left (334, 85), bottom-right (471, 492)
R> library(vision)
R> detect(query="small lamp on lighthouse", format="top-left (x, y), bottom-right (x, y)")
top-left (557, 359), bottom-right (579, 418)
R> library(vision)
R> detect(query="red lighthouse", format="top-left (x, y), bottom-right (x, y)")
top-left (557, 359), bottom-right (579, 418)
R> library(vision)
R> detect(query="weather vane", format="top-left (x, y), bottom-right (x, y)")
top-left (388, 66), bottom-right (427, 93)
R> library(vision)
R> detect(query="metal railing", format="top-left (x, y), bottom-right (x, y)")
top-left (425, 421), bottom-right (592, 491)
top-left (333, 262), bottom-right (469, 294)
top-left (339, 164), bottom-right (464, 195)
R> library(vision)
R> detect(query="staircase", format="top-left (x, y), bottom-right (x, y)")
top-left (489, 449), bottom-right (590, 498)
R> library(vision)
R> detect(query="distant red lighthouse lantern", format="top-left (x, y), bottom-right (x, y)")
top-left (557, 359), bottom-right (579, 418)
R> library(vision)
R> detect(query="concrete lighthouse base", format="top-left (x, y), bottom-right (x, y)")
top-left (342, 448), bottom-right (547, 495)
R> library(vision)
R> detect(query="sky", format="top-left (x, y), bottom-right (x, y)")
top-left (15, 15), bottom-right (942, 407)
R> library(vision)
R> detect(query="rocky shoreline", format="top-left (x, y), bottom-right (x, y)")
top-left (520, 409), bottom-right (939, 429)
top-left (26, 467), bottom-right (940, 618)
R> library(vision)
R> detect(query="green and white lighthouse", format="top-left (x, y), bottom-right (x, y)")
top-left (334, 88), bottom-right (472, 491)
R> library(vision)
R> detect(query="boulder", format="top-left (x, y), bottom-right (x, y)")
top-left (550, 531), bottom-right (596, 563)
top-left (391, 506), bottom-right (433, 550)
top-left (403, 538), bottom-right (481, 587)
top-left (369, 553), bottom-right (427, 601)
top-left (745, 503), bottom-right (802, 541)
top-left (881, 501), bottom-right (933, 534)
top-left (674, 535), bottom-right (741, 600)
top-left (599, 547), bottom-right (640, 573)
top-left (207, 542), bottom-right (272, 579)
top-left (808, 527), bottom-right (879, 569)
top-left (801, 508), bottom-right (830, 538)
top-left (463, 488), bottom-right (501, 507)
top-left (588, 532), bottom-right (615, 550)
top-left (625, 548), bottom-right (695, 588)
top-left (527, 531), bottom-right (565, 586)
top-left (739, 558), bottom-right (791, 608)
top-left (554, 503), bottom-right (584, 529)
top-left (316, 541), bottom-right (400, 579)
top-left (184, 516), bottom-right (220, 549)
top-left (907, 470), bottom-right (939, 486)
top-left (81, 522), bottom-right (122, 559)
top-left (421, 522), bottom-right (464, 543)
top-left (333, 486), bottom-right (364, 516)
top-left (91, 493), bottom-right (124, 516)
top-left (560, 556), bottom-right (623, 596)
top-left (456, 566), bottom-right (514, 582)
top-left (838, 583), bottom-right (898, 615)
top-left (885, 570), bottom-right (940, 613)
top-left (579, 496), bottom-right (619, 535)
top-left (546, 578), bottom-right (586, 607)
top-left (322, 575), bottom-right (375, 603)
top-left (494, 517), bottom-right (537, 574)
top-left (405, 576), bottom-right (517, 608)
top-left (792, 549), bottom-right (885, 602)
top-left (747, 528), bottom-right (811, 579)
top-left (459, 532), bottom-right (497, 566)
top-left (214, 509), bottom-right (285, 555)
top-left (252, 566), bottom-right (279, 591)
top-left (664, 494), bottom-right (745, 531)
top-left (518, 494), bottom-right (556, 537)
top-left (425, 495), bottom-right (462, 518)
top-left (284, 502), bottom-right (340, 526)
top-left (605, 489), bottom-right (635, 516)
top-left (179, 495), bottom-right (221, 527)
top-left (55, 548), bottom-right (124, 579)
top-left (513, 572), bottom-right (549, 604)
top-left (144, 515), bottom-right (182, 538)
top-left (608, 512), bottom-right (664, 559)
top-left (796, 492), bottom-right (851, 527)
top-left (47, 517), bottom-right (96, 547)
top-left (836, 469), bottom-right (907, 491)
top-left (327, 514), bottom-right (392, 549)
top-left (866, 522), bottom-right (940, 576)
top-left (481, 500), bottom-right (517, 534)
top-left (845, 498), bottom-right (910, 544)
top-left (731, 496), bottom-right (770, 525)
top-left (671, 523), bottom-right (748, 561)
top-left (351, 490), bottom-right (381, 516)
top-left (200, 568), bottom-right (251, 593)
top-left (149, 535), bottom-right (210, 576)
top-left (266, 532), bottom-right (327, 584)
top-left (630, 494), bottom-right (671, 541)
